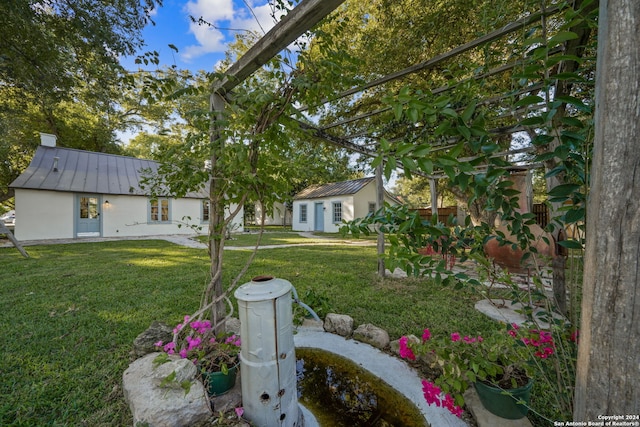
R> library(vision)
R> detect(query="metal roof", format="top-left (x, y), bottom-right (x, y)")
top-left (10, 146), bottom-right (207, 198)
top-left (293, 177), bottom-right (376, 200)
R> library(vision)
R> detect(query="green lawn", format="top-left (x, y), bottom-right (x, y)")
top-left (199, 230), bottom-right (378, 247)
top-left (0, 239), bottom-right (498, 426)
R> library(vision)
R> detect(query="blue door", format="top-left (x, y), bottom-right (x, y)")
top-left (314, 202), bottom-right (324, 231)
top-left (76, 195), bottom-right (101, 236)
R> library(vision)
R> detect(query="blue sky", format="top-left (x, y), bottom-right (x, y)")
top-left (120, 0), bottom-right (281, 73)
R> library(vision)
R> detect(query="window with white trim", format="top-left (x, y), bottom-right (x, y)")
top-left (332, 202), bottom-right (342, 223)
top-left (299, 204), bottom-right (307, 223)
top-left (202, 200), bottom-right (210, 222)
top-left (149, 197), bottom-right (170, 222)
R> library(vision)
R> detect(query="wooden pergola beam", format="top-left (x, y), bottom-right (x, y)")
top-left (212, 0), bottom-right (345, 95)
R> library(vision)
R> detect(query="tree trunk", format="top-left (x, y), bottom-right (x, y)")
top-left (206, 92), bottom-right (227, 334)
top-left (574, 0), bottom-right (640, 419)
top-left (376, 163), bottom-right (385, 277)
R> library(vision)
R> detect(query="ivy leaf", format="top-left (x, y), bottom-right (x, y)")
top-left (564, 207), bottom-right (585, 224)
top-left (558, 240), bottom-right (583, 249)
top-left (548, 183), bottom-right (580, 198)
top-left (418, 158), bottom-right (434, 174)
top-left (413, 144), bottom-right (432, 157)
top-left (520, 116), bottom-right (545, 126)
top-left (515, 95), bottom-right (544, 108)
top-left (434, 120), bottom-right (451, 136)
top-left (548, 31), bottom-right (579, 48)
top-left (555, 95), bottom-right (590, 112)
top-left (393, 103), bottom-right (403, 120)
top-left (457, 124), bottom-right (471, 140)
top-left (370, 155), bottom-right (383, 169)
top-left (461, 100), bottom-right (477, 122)
top-left (407, 107), bottom-right (419, 123)
top-left (437, 156), bottom-right (458, 167)
top-left (441, 108), bottom-right (458, 118)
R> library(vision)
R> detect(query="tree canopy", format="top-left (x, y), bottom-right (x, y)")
top-left (0, 0), bottom-right (160, 206)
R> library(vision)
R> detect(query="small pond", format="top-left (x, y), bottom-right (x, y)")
top-left (296, 348), bottom-right (429, 427)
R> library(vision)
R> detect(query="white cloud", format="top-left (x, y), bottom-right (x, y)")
top-left (180, 0), bottom-right (279, 62)
top-left (230, 2), bottom-right (277, 35)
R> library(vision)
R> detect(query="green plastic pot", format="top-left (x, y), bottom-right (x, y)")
top-left (202, 363), bottom-right (239, 396)
top-left (474, 378), bottom-right (533, 419)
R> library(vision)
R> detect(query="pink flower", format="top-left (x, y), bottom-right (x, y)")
top-left (225, 334), bottom-right (241, 346)
top-left (235, 407), bottom-right (244, 418)
top-left (450, 332), bottom-right (461, 342)
top-left (570, 330), bottom-right (580, 343)
top-left (421, 380), bottom-right (442, 406)
top-left (442, 393), bottom-right (463, 417)
top-left (154, 340), bottom-right (163, 347)
top-left (398, 336), bottom-right (416, 361)
top-left (421, 380), bottom-right (463, 416)
top-left (511, 323), bottom-right (520, 330)
top-left (163, 342), bottom-right (176, 354)
top-left (179, 348), bottom-right (188, 358)
top-left (422, 328), bottom-right (431, 342)
top-left (463, 336), bottom-right (476, 343)
top-left (191, 320), bottom-right (212, 335)
top-left (508, 330), bottom-right (517, 338)
top-left (186, 336), bottom-right (202, 351)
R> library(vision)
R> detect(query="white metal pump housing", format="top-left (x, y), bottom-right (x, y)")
top-left (234, 276), bottom-right (303, 426)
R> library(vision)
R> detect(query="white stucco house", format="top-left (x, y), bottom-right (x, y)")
top-left (253, 201), bottom-right (292, 227)
top-left (291, 177), bottom-right (400, 233)
top-left (9, 135), bottom-right (243, 241)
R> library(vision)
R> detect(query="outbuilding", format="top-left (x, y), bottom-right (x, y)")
top-left (9, 134), bottom-right (243, 241)
top-left (291, 177), bottom-right (400, 233)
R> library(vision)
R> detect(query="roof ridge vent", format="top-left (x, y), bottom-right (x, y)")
top-left (40, 132), bottom-right (57, 147)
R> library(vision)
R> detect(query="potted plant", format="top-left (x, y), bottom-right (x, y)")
top-left (398, 323), bottom-right (562, 419)
top-left (155, 315), bottom-right (242, 396)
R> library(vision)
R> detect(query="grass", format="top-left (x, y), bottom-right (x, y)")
top-left (0, 239), bottom-right (500, 426)
top-left (198, 230), bottom-right (376, 247)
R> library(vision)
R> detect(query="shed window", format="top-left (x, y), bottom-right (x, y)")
top-left (150, 198), bottom-right (170, 222)
top-left (300, 204), bottom-right (307, 223)
top-left (202, 200), bottom-right (210, 222)
top-left (368, 202), bottom-right (376, 214)
top-left (332, 202), bottom-right (342, 223)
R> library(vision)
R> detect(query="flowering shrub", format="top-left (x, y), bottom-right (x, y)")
top-left (398, 323), bottom-right (576, 417)
top-left (155, 315), bottom-right (241, 374)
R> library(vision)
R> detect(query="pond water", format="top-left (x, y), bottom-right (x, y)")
top-left (296, 348), bottom-right (429, 427)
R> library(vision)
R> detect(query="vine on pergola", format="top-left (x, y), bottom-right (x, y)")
top-left (142, 0), bottom-right (595, 333)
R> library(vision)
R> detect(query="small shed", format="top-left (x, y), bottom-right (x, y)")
top-left (291, 177), bottom-right (400, 233)
top-left (9, 137), bottom-right (243, 241)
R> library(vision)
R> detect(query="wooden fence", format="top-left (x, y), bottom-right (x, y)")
top-left (414, 206), bottom-right (459, 225)
top-left (532, 203), bottom-right (549, 227)
top-left (413, 204), bottom-right (550, 227)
